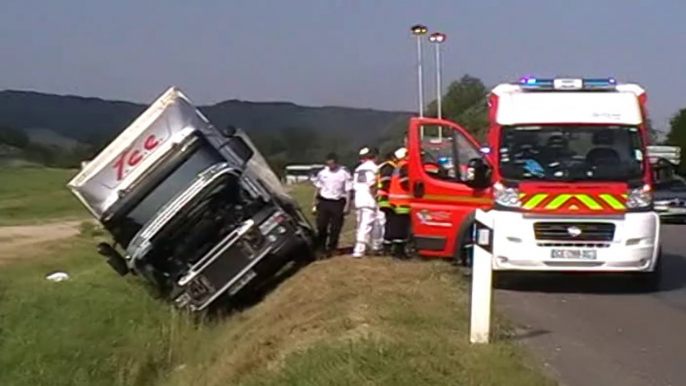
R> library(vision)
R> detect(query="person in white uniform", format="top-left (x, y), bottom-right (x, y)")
top-left (313, 152), bottom-right (353, 258)
top-left (352, 146), bottom-right (383, 258)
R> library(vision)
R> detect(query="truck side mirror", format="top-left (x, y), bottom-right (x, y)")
top-left (227, 137), bottom-right (254, 163)
top-left (219, 125), bottom-right (238, 138)
top-left (464, 157), bottom-right (491, 189)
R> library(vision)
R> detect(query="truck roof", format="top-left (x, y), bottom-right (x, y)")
top-left (67, 86), bottom-right (212, 219)
top-left (491, 78), bottom-right (646, 126)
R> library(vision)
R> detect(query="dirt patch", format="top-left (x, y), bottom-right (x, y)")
top-left (0, 220), bottom-right (86, 262)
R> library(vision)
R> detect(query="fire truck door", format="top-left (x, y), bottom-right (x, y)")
top-left (406, 117), bottom-right (493, 258)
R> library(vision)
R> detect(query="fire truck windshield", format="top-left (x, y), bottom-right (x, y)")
top-left (498, 125), bottom-right (645, 182)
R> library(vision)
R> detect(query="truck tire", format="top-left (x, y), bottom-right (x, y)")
top-left (97, 242), bottom-right (129, 276)
top-left (452, 211), bottom-right (475, 267)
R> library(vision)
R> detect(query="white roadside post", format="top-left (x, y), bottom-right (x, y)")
top-left (470, 208), bottom-right (495, 344)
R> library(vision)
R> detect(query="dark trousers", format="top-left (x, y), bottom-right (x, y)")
top-left (380, 207), bottom-right (395, 251)
top-left (386, 210), bottom-right (410, 258)
top-left (314, 197), bottom-right (346, 253)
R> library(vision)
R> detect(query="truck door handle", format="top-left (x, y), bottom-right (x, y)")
top-left (413, 181), bottom-right (425, 198)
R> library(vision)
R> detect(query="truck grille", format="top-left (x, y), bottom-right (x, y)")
top-left (200, 240), bottom-right (254, 289)
top-left (533, 222), bottom-right (615, 242)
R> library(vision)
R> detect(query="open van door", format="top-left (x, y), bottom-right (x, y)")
top-left (406, 117), bottom-right (493, 258)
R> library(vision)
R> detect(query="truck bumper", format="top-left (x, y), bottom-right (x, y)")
top-left (173, 211), bottom-right (309, 311)
top-left (491, 211), bottom-right (660, 272)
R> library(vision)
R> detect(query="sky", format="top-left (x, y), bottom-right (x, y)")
top-left (1, 0), bottom-right (684, 132)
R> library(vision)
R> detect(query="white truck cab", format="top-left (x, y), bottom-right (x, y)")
top-left (67, 87), bottom-right (315, 311)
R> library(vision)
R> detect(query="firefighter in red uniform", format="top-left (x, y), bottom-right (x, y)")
top-left (376, 151), bottom-right (398, 255)
top-left (387, 147), bottom-right (411, 259)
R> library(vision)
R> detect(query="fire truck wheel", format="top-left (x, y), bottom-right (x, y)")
top-left (453, 211), bottom-right (475, 267)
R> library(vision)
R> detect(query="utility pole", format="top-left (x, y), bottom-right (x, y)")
top-left (429, 32), bottom-right (446, 139)
top-left (411, 24), bottom-right (428, 138)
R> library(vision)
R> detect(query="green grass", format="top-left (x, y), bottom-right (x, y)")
top-left (0, 168), bottom-right (84, 225)
top-left (0, 183), bottom-right (557, 386)
top-left (0, 235), bottom-right (205, 386)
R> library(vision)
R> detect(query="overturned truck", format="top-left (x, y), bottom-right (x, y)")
top-left (67, 87), bottom-right (315, 311)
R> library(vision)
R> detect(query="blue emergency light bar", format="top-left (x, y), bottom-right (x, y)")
top-left (518, 77), bottom-right (617, 91)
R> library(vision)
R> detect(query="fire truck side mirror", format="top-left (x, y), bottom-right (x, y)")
top-left (465, 157), bottom-right (491, 189)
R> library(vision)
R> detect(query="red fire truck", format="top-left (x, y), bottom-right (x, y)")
top-left (406, 77), bottom-right (661, 288)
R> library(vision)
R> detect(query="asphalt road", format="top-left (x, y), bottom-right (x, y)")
top-left (496, 224), bottom-right (686, 386)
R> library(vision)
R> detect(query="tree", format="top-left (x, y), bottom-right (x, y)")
top-left (377, 74), bottom-right (490, 152)
top-left (665, 108), bottom-right (686, 173)
top-left (426, 74), bottom-right (488, 123)
top-left (0, 126), bottom-right (30, 149)
top-left (644, 115), bottom-right (659, 145)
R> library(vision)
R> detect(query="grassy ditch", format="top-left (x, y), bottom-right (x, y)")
top-left (0, 181), bottom-right (555, 386)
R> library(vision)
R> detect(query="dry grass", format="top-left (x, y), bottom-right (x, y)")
top-left (0, 220), bottom-right (84, 262)
top-left (163, 257), bottom-right (553, 386)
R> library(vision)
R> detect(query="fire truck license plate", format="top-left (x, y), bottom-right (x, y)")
top-left (551, 249), bottom-right (597, 260)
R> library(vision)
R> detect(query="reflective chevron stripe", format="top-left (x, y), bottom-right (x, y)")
top-left (599, 194), bottom-right (626, 210)
top-left (544, 194), bottom-right (572, 210)
top-left (520, 192), bottom-right (626, 211)
top-left (575, 194), bottom-right (603, 210)
top-left (522, 193), bottom-right (548, 209)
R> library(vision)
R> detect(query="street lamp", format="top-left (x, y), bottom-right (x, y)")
top-left (429, 33), bottom-right (446, 117)
top-left (429, 32), bottom-right (446, 140)
top-left (411, 24), bottom-right (428, 119)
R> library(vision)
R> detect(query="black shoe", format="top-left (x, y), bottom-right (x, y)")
top-left (391, 244), bottom-right (408, 260)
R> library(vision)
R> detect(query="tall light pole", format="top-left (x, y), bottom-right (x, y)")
top-left (411, 24), bottom-right (428, 138)
top-left (429, 32), bottom-right (446, 139)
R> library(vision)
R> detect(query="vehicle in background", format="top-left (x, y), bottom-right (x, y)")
top-left (283, 164), bottom-right (324, 184)
top-left (405, 77), bottom-right (661, 289)
top-left (67, 87), bottom-right (315, 312)
top-left (654, 176), bottom-right (686, 223)
top-left (647, 145), bottom-right (681, 166)
top-left (650, 151), bottom-right (686, 223)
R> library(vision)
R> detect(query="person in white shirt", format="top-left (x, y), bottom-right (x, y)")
top-left (312, 152), bottom-right (353, 257)
top-left (352, 147), bottom-right (383, 258)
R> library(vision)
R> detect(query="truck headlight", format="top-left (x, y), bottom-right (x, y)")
top-left (259, 212), bottom-right (286, 235)
top-left (494, 181), bottom-right (521, 208)
top-left (626, 184), bottom-right (652, 209)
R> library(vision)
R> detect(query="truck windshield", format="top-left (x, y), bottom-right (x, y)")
top-left (115, 145), bottom-right (224, 246)
top-left (498, 125), bottom-right (645, 182)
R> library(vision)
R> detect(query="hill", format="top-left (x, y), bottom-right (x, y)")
top-left (0, 90), bottom-right (413, 149)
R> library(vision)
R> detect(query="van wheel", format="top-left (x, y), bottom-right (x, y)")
top-left (453, 212), bottom-right (475, 268)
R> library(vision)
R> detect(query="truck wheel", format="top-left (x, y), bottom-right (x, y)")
top-left (453, 211), bottom-right (475, 268)
top-left (106, 255), bottom-right (129, 276)
top-left (293, 241), bottom-right (316, 266)
top-left (97, 243), bottom-right (129, 276)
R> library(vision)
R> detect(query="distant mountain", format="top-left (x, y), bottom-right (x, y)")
top-left (0, 90), bottom-right (413, 148)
